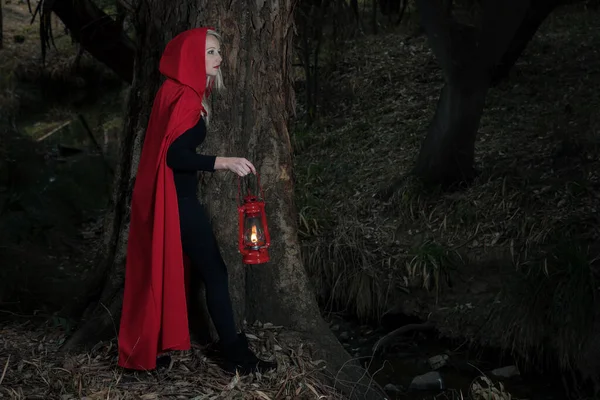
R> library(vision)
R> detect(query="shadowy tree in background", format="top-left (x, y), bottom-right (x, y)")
top-left (491, 0), bottom-right (564, 86)
top-left (28, 0), bottom-right (134, 83)
top-left (1, 0), bottom-right (3, 50)
top-left (350, 0), bottom-right (360, 21)
top-left (56, 1), bottom-right (386, 398)
top-left (411, 0), bottom-right (564, 188)
top-left (379, 0), bottom-right (409, 25)
top-left (296, 0), bottom-right (329, 122)
top-left (296, 0), bottom-right (359, 123)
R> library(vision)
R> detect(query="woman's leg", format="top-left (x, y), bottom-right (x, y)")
top-left (178, 198), bottom-right (239, 345)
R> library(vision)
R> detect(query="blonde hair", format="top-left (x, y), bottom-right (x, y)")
top-left (202, 29), bottom-right (225, 126)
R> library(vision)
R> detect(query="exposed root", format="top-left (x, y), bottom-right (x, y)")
top-left (372, 321), bottom-right (435, 354)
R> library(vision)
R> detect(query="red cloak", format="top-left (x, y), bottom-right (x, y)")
top-left (117, 27), bottom-right (213, 370)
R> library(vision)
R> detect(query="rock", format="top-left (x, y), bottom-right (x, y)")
top-left (491, 365), bottom-right (520, 379)
top-left (409, 371), bottom-right (444, 391)
top-left (428, 354), bottom-right (449, 370)
top-left (383, 383), bottom-right (402, 393)
top-left (339, 331), bottom-right (350, 341)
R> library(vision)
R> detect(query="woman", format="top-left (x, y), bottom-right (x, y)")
top-left (117, 27), bottom-right (276, 375)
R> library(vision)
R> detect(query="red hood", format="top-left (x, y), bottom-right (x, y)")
top-left (159, 27), bottom-right (213, 99)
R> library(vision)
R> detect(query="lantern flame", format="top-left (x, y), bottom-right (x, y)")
top-left (250, 225), bottom-right (258, 243)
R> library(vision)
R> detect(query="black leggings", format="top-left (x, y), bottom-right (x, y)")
top-left (177, 196), bottom-right (238, 345)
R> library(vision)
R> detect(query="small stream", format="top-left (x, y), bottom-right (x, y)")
top-left (326, 313), bottom-right (567, 400)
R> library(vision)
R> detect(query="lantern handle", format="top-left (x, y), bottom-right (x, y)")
top-left (236, 172), bottom-right (265, 207)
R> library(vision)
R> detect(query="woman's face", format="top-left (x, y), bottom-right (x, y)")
top-left (205, 35), bottom-right (222, 77)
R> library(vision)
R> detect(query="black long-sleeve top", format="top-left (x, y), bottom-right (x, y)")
top-left (166, 117), bottom-right (216, 198)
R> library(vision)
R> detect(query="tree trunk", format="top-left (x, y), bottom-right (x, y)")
top-left (61, 1), bottom-right (386, 398)
top-left (0, 0), bottom-right (3, 50)
top-left (413, 73), bottom-right (489, 187)
top-left (350, 0), bottom-right (360, 21)
top-left (372, 0), bottom-right (378, 33)
top-left (412, 0), bottom-right (533, 187)
top-left (491, 0), bottom-right (560, 86)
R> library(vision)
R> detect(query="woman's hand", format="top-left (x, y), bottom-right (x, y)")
top-left (214, 157), bottom-right (256, 177)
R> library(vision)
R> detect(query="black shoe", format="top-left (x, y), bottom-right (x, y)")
top-left (222, 332), bottom-right (277, 375)
top-left (207, 332), bottom-right (250, 358)
top-left (156, 354), bottom-right (172, 370)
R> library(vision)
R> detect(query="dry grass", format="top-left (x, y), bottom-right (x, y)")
top-left (294, 2), bottom-right (600, 377)
top-left (432, 376), bottom-right (514, 400)
top-left (0, 321), bottom-right (347, 400)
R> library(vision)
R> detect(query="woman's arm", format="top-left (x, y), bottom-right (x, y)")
top-left (166, 129), bottom-right (256, 176)
top-left (214, 156), bottom-right (256, 176)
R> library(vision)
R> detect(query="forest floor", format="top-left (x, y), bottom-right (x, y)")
top-left (0, 0), bottom-right (599, 399)
top-left (0, 319), bottom-right (352, 399)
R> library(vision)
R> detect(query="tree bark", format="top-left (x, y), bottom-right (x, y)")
top-left (61, 0), bottom-right (386, 398)
top-left (412, 0), bottom-right (534, 187)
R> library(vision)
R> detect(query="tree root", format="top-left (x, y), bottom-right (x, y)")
top-left (60, 294), bottom-right (122, 353)
top-left (372, 321), bottom-right (435, 355)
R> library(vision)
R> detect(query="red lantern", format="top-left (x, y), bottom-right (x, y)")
top-left (237, 174), bottom-right (271, 264)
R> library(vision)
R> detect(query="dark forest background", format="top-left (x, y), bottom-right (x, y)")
top-left (1, 0), bottom-right (599, 399)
